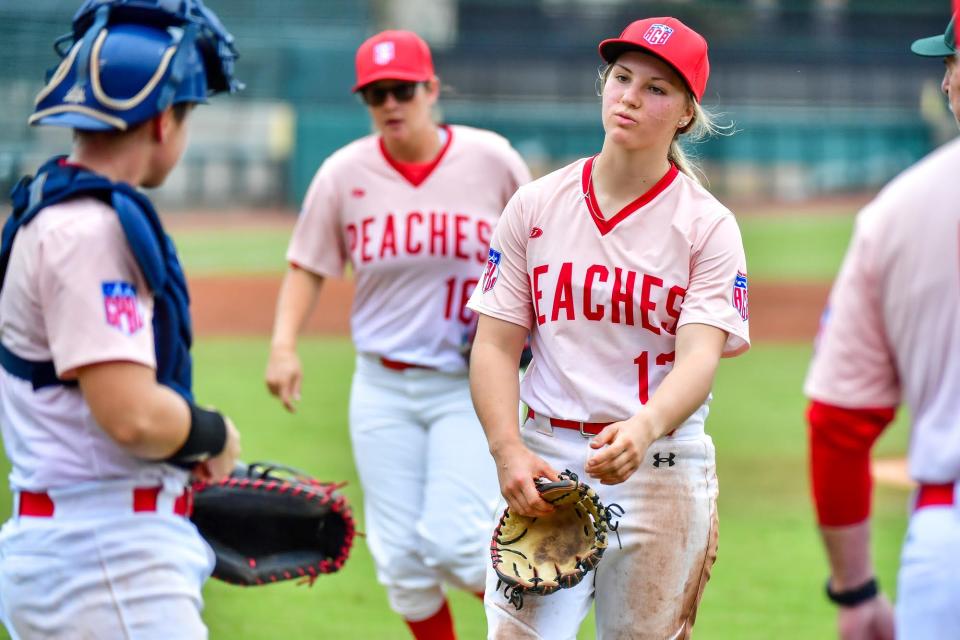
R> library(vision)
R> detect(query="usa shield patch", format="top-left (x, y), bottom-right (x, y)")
top-left (102, 281), bottom-right (144, 336)
top-left (732, 271), bottom-right (749, 321)
top-left (482, 248), bottom-right (502, 293)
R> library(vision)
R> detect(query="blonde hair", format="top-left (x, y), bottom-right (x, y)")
top-left (598, 64), bottom-right (730, 186)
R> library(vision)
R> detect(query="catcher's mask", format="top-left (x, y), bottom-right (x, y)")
top-left (30, 0), bottom-right (242, 131)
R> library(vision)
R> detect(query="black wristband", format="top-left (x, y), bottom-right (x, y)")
top-left (825, 577), bottom-right (879, 607)
top-left (166, 403), bottom-right (228, 468)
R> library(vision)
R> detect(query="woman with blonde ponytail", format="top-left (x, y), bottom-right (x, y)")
top-left (467, 16), bottom-right (750, 639)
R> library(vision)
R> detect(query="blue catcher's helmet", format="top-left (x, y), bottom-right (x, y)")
top-left (29, 0), bottom-right (242, 131)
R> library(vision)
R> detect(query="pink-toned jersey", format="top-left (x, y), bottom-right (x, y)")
top-left (467, 157), bottom-right (750, 426)
top-left (287, 124), bottom-right (530, 372)
top-left (0, 198), bottom-right (182, 491)
top-left (805, 138), bottom-right (960, 483)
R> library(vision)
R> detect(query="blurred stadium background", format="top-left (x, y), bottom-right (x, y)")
top-left (1, 0), bottom-right (955, 209)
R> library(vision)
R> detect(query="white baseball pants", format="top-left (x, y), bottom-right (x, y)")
top-left (349, 353), bottom-right (500, 621)
top-left (0, 480), bottom-right (214, 639)
top-left (485, 415), bottom-right (719, 640)
top-left (896, 482), bottom-right (960, 638)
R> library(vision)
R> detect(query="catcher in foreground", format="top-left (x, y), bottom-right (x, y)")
top-left (191, 462), bottom-right (355, 586)
top-left (491, 470), bottom-right (622, 610)
top-left (0, 2), bottom-right (244, 637)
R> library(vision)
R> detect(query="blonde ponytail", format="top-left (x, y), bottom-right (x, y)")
top-left (669, 100), bottom-right (731, 186)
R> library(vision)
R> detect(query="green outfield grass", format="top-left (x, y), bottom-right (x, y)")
top-left (172, 227), bottom-right (295, 276)
top-left (737, 214), bottom-right (856, 282)
top-left (170, 210), bottom-right (858, 281)
top-left (0, 339), bottom-right (909, 639)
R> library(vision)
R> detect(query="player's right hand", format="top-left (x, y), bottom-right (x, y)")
top-left (492, 442), bottom-right (560, 518)
top-left (195, 417), bottom-right (241, 484)
top-left (837, 594), bottom-right (895, 640)
top-left (265, 347), bottom-right (302, 413)
top-left (586, 413), bottom-right (654, 485)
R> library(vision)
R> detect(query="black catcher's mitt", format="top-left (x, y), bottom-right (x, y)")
top-left (191, 462), bottom-right (355, 586)
top-left (491, 470), bottom-right (623, 609)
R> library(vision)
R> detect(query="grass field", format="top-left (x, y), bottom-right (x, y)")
top-left (173, 227), bottom-right (295, 276)
top-left (0, 339), bottom-right (910, 639)
top-left (736, 214), bottom-right (856, 281)
top-left (170, 210), bottom-right (858, 281)
top-left (196, 339), bottom-right (909, 640)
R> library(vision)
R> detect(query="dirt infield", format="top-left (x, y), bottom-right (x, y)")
top-left (188, 275), bottom-right (829, 341)
top-left (170, 204), bottom-right (843, 341)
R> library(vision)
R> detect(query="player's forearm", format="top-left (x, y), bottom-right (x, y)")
top-left (122, 385), bottom-right (193, 459)
top-left (270, 265), bottom-right (324, 351)
top-left (641, 331), bottom-right (723, 440)
top-left (470, 338), bottom-right (524, 456)
top-left (78, 362), bottom-right (191, 458)
top-left (820, 521), bottom-right (876, 590)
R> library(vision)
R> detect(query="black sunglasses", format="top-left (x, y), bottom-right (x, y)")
top-left (360, 82), bottom-right (422, 107)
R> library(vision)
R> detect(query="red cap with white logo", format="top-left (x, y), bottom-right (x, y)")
top-left (598, 17), bottom-right (710, 102)
top-left (353, 30), bottom-right (435, 92)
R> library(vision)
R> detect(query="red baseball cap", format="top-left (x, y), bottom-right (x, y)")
top-left (598, 17), bottom-right (710, 102)
top-left (353, 30), bottom-right (435, 92)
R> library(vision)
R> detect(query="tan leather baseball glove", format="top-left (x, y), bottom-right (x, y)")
top-left (490, 469), bottom-right (623, 609)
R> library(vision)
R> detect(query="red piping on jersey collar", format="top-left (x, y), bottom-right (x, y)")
top-left (581, 155), bottom-right (679, 236)
top-left (379, 124), bottom-right (454, 188)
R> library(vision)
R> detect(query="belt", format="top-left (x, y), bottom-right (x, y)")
top-left (526, 408), bottom-right (611, 436)
top-left (380, 357), bottom-right (434, 372)
top-left (914, 483), bottom-right (955, 512)
top-left (17, 486), bottom-right (193, 518)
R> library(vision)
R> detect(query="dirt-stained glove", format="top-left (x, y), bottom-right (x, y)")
top-left (191, 462), bottom-right (355, 586)
top-left (490, 469), bottom-right (624, 609)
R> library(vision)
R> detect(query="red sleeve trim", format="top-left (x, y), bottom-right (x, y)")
top-left (807, 400), bottom-right (895, 527)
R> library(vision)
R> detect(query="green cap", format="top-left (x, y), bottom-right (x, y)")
top-left (911, 17), bottom-right (956, 57)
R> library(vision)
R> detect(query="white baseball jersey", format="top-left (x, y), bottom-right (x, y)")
top-left (805, 137), bottom-right (960, 484)
top-left (287, 124), bottom-right (531, 372)
top-left (468, 157), bottom-right (750, 425)
top-left (0, 197), bottom-right (186, 491)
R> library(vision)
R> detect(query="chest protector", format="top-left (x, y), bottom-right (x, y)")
top-left (0, 156), bottom-right (194, 401)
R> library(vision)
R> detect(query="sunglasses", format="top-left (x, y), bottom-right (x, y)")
top-left (360, 82), bottom-right (422, 107)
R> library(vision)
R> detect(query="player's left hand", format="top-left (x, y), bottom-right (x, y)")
top-left (193, 417), bottom-right (242, 484)
top-left (585, 414), bottom-right (654, 484)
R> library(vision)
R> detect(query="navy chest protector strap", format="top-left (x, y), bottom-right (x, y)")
top-left (0, 156), bottom-right (194, 401)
